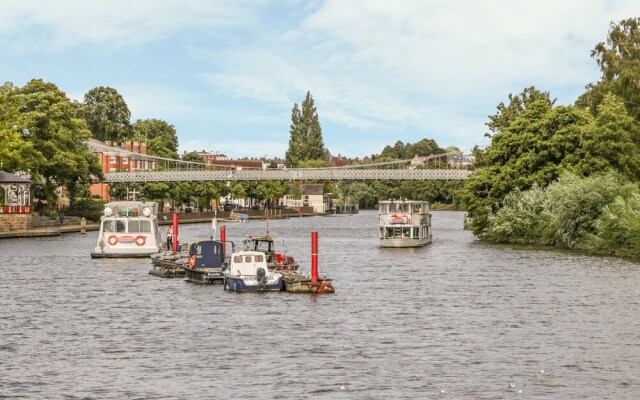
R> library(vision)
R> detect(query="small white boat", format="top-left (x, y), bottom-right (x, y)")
top-left (91, 201), bottom-right (163, 258)
top-left (379, 200), bottom-right (432, 248)
top-left (224, 251), bottom-right (283, 292)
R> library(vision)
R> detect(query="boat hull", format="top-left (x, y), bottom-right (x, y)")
top-left (379, 236), bottom-right (432, 248)
top-left (91, 250), bottom-right (159, 258)
top-left (185, 268), bottom-right (225, 284)
top-left (224, 275), bottom-right (283, 292)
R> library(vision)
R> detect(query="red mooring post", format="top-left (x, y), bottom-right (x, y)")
top-left (172, 212), bottom-right (179, 252)
top-left (221, 225), bottom-right (226, 256)
top-left (311, 231), bottom-right (319, 284)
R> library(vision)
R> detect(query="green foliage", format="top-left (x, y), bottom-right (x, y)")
top-left (65, 197), bottom-right (105, 221)
top-left (484, 172), bottom-right (640, 258)
top-left (461, 84), bottom-right (640, 235)
top-left (485, 87), bottom-right (554, 138)
top-left (182, 151), bottom-right (204, 163)
top-left (79, 86), bottom-right (132, 142)
top-left (579, 18), bottom-right (640, 126)
top-left (1, 80), bottom-right (103, 204)
top-left (285, 91), bottom-right (325, 167)
top-left (133, 119), bottom-right (179, 159)
top-left (380, 138), bottom-right (443, 159)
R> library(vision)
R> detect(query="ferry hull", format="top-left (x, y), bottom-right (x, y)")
top-left (91, 249), bottom-right (159, 258)
top-left (379, 236), bottom-right (432, 248)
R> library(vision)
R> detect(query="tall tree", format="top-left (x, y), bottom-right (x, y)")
top-left (578, 18), bottom-right (640, 126)
top-left (79, 86), bottom-right (132, 142)
top-left (4, 80), bottom-right (103, 204)
top-left (132, 118), bottom-right (180, 159)
top-left (285, 91), bottom-right (325, 167)
top-left (0, 83), bottom-right (44, 173)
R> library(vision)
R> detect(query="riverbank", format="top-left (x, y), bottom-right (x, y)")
top-left (0, 209), bottom-right (326, 239)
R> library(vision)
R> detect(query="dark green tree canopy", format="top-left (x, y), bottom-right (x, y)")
top-left (1, 79), bottom-right (103, 204)
top-left (79, 86), bottom-right (132, 142)
top-left (285, 91), bottom-right (325, 167)
top-left (132, 118), bottom-right (179, 159)
top-left (578, 18), bottom-right (640, 126)
top-left (182, 151), bottom-right (204, 163)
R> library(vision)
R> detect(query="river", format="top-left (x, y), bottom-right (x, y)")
top-left (1, 211), bottom-right (639, 399)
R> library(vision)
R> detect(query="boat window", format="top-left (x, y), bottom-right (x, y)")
top-left (414, 227), bottom-right (419, 238)
top-left (128, 220), bottom-right (151, 233)
top-left (244, 256), bottom-right (252, 263)
top-left (413, 204), bottom-right (421, 213)
top-left (116, 220), bottom-right (126, 233)
top-left (233, 255), bottom-right (242, 263)
top-left (254, 255), bottom-right (264, 262)
top-left (388, 203), bottom-right (396, 212)
top-left (103, 220), bottom-right (115, 232)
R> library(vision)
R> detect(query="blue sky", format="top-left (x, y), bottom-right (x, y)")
top-left (1, 1), bottom-right (638, 159)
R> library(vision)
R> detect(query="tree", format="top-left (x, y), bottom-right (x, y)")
top-left (79, 86), bottom-right (132, 142)
top-left (0, 83), bottom-right (45, 173)
top-left (182, 151), bottom-right (204, 163)
top-left (132, 119), bottom-right (179, 159)
top-left (486, 87), bottom-right (554, 137)
top-left (578, 18), bottom-right (640, 127)
top-left (285, 91), bottom-right (325, 167)
top-left (5, 80), bottom-right (103, 205)
top-left (461, 95), bottom-right (591, 234)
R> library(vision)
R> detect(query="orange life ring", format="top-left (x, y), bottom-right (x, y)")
top-left (107, 235), bottom-right (118, 246)
top-left (316, 280), bottom-right (335, 294)
top-left (189, 255), bottom-right (196, 269)
top-left (134, 236), bottom-right (146, 246)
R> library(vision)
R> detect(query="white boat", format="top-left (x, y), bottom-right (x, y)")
top-left (224, 251), bottom-right (283, 292)
top-left (91, 201), bottom-right (163, 258)
top-left (379, 200), bottom-right (432, 248)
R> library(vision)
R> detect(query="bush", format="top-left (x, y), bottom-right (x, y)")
top-left (65, 198), bottom-right (105, 222)
top-left (483, 171), bottom-right (640, 258)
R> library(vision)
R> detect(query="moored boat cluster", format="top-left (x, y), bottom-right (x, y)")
top-left (93, 201), bottom-right (334, 293)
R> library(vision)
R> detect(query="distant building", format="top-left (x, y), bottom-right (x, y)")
top-left (185, 150), bottom-right (230, 163)
top-left (283, 184), bottom-right (328, 213)
top-left (86, 139), bottom-right (158, 200)
top-left (447, 153), bottom-right (475, 168)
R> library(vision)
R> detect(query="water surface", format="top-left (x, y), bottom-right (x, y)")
top-left (1, 211), bottom-right (639, 399)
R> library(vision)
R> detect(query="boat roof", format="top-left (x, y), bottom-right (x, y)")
top-left (379, 200), bottom-right (429, 204)
top-left (105, 200), bottom-right (157, 207)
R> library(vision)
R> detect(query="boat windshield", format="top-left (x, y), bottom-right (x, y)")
top-left (102, 219), bottom-right (151, 233)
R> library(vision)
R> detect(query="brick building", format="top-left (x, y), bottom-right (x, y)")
top-left (87, 139), bottom-right (158, 200)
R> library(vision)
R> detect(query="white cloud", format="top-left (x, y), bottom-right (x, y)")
top-left (0, 0), bottom-right (256, 51)
top-left (201, 0), bottom-right (640, 153)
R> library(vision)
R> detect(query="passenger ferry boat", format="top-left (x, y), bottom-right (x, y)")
top-left (378, 200), bottom-right (432, 248)
top-left (91, 201), bottom-right (163, 258)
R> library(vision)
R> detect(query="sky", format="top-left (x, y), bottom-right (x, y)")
top-left (1, 1), bottom-right (639, 159)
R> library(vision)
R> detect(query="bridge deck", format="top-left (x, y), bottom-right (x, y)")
top-left (103, 169), bottom-right (471, 183)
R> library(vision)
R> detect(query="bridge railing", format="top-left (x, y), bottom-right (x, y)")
top-left (103, 168), bottom-right (472, 183)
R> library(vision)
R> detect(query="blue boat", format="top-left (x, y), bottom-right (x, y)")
top-left (224, 251), bottom-right (283, 292)
top-left (183, 240), bottom-right (226, 284)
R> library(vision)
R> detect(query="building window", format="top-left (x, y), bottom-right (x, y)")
top-left (122, 157), bottom-right (128, 164)
top-left (109, 156), bottom-right (116, 163)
